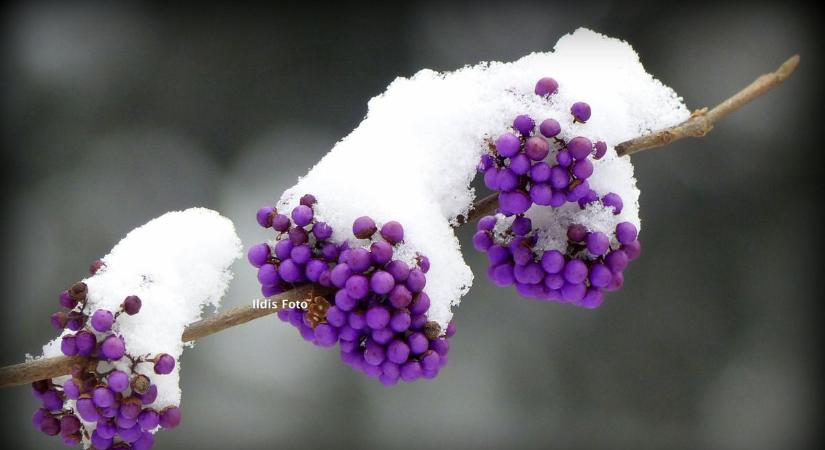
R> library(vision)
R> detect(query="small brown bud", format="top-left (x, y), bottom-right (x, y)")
top-left (69, 282), bottom-right (88, 301)
top-left (131, 374), bottom-right (151, 394)
top-left (424, 321), bottom-right (442, 340)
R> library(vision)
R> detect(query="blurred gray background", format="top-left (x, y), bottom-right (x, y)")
top-left (1, 1), bottom-right (820, 449)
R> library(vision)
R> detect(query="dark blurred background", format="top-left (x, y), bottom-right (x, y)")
top-left (1, 1), bottom-right (820, 449)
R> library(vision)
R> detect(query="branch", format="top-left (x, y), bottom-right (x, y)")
top-left (615, 55), bottom-right (799, 156)
top-left (0, 54), bottom-right (799, 389)
top-left (0, 285), bottom-right (318, 387)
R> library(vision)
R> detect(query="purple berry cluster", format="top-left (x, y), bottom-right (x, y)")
top-left (249, 194), bottom-right (454, 385)
top-left (32, 264), bottom-right (180, 449)
top-left (473, 77), bottom-right (642, 308)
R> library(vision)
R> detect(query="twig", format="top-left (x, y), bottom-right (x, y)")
top-left (0, 286), bottom-right (318, 387)
top-left (615, 55), bottom-right (799, 156)
top-left (0, 54), bottom-right (799, 389)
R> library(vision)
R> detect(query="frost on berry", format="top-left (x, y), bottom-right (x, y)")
top-left (31, 208), bottom-right (241, 447)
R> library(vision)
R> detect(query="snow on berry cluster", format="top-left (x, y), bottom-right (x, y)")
top-left (249, 195), bottom-right (454, 385)
top-left (32, 208), bottom-right (241, 449)
top-left (274, 28), bottom-right (688, 330)
top-left (33, 281), bottom-right (176, 449)
top-left (473, 78), bottom-right (641, 307)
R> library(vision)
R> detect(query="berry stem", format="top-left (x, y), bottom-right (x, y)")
top-left (0, 53), bottom-right (799, 389)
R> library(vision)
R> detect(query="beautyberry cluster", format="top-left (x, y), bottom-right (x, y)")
top-left (32, 263), bottom-right (180, 449)
top-left (473, 77), bottom-right (642, 308)
top-left (249, 194), bottom-right (454, 385)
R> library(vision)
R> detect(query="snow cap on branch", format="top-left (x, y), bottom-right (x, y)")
top-left (42, 208), bottom-right (242, 409)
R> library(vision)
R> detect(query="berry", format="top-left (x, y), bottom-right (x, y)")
top-left (100, 335), bottom-right (125, 360)
top-left (352, 216), bottom-right (377, 239)
top-left (539, 118), bottom-right (561, 137)
top-left (154, 353), bottom-right (176, 375)
top-left (534, 77), bottom-right (559, 97)
top-left (107, 370), bottom-right (130, 392)
top-left (380, 221), bottom-right (404, 244)
top-left (513, 114), bottom-right (535, 136)
top-left (495, 133), bottom-right (521, 157)
top-left (91, 309), bottom-right (114, 332)
top-left (247, 243), bottom-right (270, 268)
top-left (256, 206), bottom-right (275, 228)
top-left (571, 101), bottom-right (592, 122)
top-left (291, 205), bottom-right (313, 226)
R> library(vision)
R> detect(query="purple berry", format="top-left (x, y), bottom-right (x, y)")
top-left (271, 213), bottom-right (290, 232)
top-left (312, 222), bottom-right (333, 241)
top-left (154, 353), bottom-right (176, 375)
top-left (256, 206), bottom-right (275, 228)
top-left (572, 159), bottom-right (593, 179)
top-left (499, 190), bottom-right (531, 215)
top-left (315, 324), bottom-right (338, 347)
top-left (589, 263), bottom-right (613, 288)
top-left (495, 133), bottom-right (521, 158)
top-left (380, 221), bottom-right (404, 244)
top-left (400, 361), bottom-right (423, 382)
top-left (602, 192), bottom-right (624, 214)
top-left (567, 224), bottom-right (587, 242)
top-left (605, 250), bottom-right (629, 273)
top-left (513, 114), bottom-right (535, 136)
top-left (370, 271), bottom-right (395, 295)
top-left (567, 136), bottom-right (593, 159)
top-left (107, 370), bottom-right (130, 392)
top-left (299, 193), bottom-right (317, 207)
top-left (247, 243), bottom-right (270, 268)
top-left (366, 306), bottom-right (390, 330)
top-left (556, 149), bottom-right (572, 167)
top-left (571, 101), bottom-right (591, 122)
top-left (534, 77), bottom-right (559, 97)
top-left (540, 250), bottom-right (565, 274)
top-left (59, 290), bottom-right (77, 309)
top-left (594, 141), bottom-right (607, 159)
top-left (274, 239), bottom-right (294, 260)
top-left (496, 168), bottom-right (519, 191)
top-left (408, 332), bottom-right (429, 355)
top-left (549, 166), bottom-right (569, 189)
top-left (330, 263), bottom-right (352, 288)
top-left (288, 244), bottom-right (311, 265)
top-left (288, 227), bottom-right (309, 245)
top-left (347, 248), bottom-right (372, 273)
top-left (345, 274), bottom-right (369, 299)
top-left (509, 153), bottom-right (531, 175)
top-left (291, 205), bottom-right (313, 226)
top-left (539, 118), bottom-right (561, 137)
top-left (389, 285), bottom-right (412, 309)
top-left (92, 387), bottom-right (115, 408)
top-left (511, 217), bottom-right (532, 236)
top-left (278, 259), bottom-right (302, 283)
top-left (389, 311), bottom-right (411, 333)
top-left (563, 259), bottom-right (588, 284)
top-left (75, 330), bottom-right (96, 356)
top-left (623, 240), bottom-right (641, 260)
top-left (529, 183), bottom-right (553, 206)
top-left (561, 282), bottom-right (587, 302)
top-left (409, 292), bottom-right (431, 316)
top-left (524, 137), bottom-right (549, 161)
top-left (122, 295), bottom-right (142, 315)
top-left (406, 269), bottom-right (426, 293)
top-left (586, 231), bottom-right (610, 256)
top-left (615, 222), bottom-right (638, 245)
top-left (60, 335), bottom-right (77, 356)
top-left (352, 216), bottom-right (377, 239)
top-left (159, 407), bottom-right (181, 429)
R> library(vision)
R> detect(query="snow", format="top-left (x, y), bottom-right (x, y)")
top-left (41, 208), bottom-right (242, 415)
top-left (276, 28), bottom-right (688, 328)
